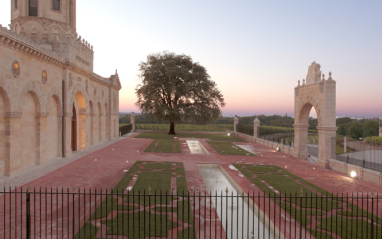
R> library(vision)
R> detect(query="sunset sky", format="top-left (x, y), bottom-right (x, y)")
top-left (1, 0), bottom-right (381, 118)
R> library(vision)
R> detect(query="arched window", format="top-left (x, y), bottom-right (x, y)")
top-left (52, 0), bottom-right (60, 11)
top-left (29, 0), bottom-right (38, 16)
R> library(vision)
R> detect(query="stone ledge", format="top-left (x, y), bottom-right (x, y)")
top-left (36, 112), bottom-right (49, 117)
top-left (4, 112), bottom-right (22, 118)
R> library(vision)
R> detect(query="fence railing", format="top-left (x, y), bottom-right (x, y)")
top-left (1, 188), bottom-right (381, 238)
top-left (119, 124), bottom-right (133, 136)
top-left (236, 125), bottom-right (296, 148)
top-left (332, 137), bottom-right (382, 173)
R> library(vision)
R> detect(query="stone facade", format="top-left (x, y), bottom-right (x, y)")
top-left (293, 62), bottom-right (337, 168)
top-left (0, 0), bottom-right (121, 177)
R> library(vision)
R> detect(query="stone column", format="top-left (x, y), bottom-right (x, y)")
top-left (293, 124), bottom-right (310, 160)
top-left (234, 116), bottom-right (239, 133)
top-left (64, 111), bottom-right (72, 157)
top-left (131, 112), bottom-right (135, 132)
top-left (78, 108), bottom-right (86, 151)
top-left (317, 126), bottom-right (337, 169)
top-left (36, 112), bottom-right (49, 165)
top-left (4, 112), bottom-right (22, 176)
top-left (253, 118), bottom-right (260, 138)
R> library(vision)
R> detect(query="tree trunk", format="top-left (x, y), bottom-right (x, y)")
top-left (168, 121), bottom-right (176, 135)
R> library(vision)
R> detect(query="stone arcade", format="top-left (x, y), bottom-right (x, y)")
top-left (0, 0), bottom-right (121, 177)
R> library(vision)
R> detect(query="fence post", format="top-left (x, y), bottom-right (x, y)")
top-left (344, 137), bottom-right (347, 153)
top-left (234, 116), bottom-right (239, 133)
top-left (253, 118), bottom-right (260, 139)
top-left (26, 191), bottom-right (31, 239)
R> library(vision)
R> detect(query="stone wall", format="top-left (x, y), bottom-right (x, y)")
top-left (0, 21), bottom-right (121, 177)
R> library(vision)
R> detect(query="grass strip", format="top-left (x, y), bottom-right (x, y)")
top-left (135, 132), bottom-right (245, 142)
top-left (145, 139), bottom-right (181, 153)
top-left (207, 141), bottom-right (255, 155)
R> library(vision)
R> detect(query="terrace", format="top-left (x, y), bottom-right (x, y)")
top-left (0, 131), bottom-right (381, 238)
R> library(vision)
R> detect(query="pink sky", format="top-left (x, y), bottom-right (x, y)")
top-left (2, 1), bottom-right (380, 118)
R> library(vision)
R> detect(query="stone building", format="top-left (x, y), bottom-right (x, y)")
top-left (0, 0), bottom-right (121, 177)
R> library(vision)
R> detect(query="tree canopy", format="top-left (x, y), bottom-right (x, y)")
top-left (135, 52), bottom-right (225, 134)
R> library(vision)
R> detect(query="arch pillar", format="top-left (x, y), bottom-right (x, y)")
top-left (293, 124), bottom-right (310, 159)
top-left (3, 112), bottom-right (22, 176)
top-left (36, 112), bottom-right (49, 165)
top-left (317, 126), bottom-right (337, 168)
top-left (78, 108), bottom-right (86, 151)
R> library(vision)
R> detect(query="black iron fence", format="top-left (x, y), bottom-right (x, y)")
top-left (1, 188), bottom-right (381, 238)
top-left (332, 138), bottom-right (382, 173)
top-left (119, 124), bottom-right (133, 136)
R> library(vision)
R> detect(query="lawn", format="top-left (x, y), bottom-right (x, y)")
top-left (234, 164), bottom-right (382, 238)
top-left (207, 141), bottom-right (255, 156)
top-left (75, 161), bottom-right (195, 239)
top-left (136, 123), bottom-right (234, 132)
top-left (135, 132), bottom-right (245, 142)
top-left (145, 139), bottom-right (181, 153)
top-left (336, 144), bottom-right (356, 155)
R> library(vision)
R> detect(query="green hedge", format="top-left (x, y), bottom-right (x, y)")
top-left (236, 125), bottom-right (254, 136)
top-left (236, 125), bottom-right (317, 137)
top-left (365, 136), bottom-right (382, 144)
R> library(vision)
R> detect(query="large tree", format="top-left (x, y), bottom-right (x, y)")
top-left (135, 52), bottom-right (225, 134)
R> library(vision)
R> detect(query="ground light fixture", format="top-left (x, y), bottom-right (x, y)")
top-left (276, 147), bottom-right (280, 152)
top-left (350, 171), bottom-right (357, 178)
top-left (227, 133), bottom-right (230, 136)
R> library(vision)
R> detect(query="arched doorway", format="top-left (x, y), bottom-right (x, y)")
top-left (98, 102), bottom-right (102, 142)
top-left (104, 103), bottom-right (108, 140)
top-left (72, 92), bottom-right (86, 151)
top-left (294, 62), bottom-right (337, 168)
top-left (89, 100), bottom-right (94, 145)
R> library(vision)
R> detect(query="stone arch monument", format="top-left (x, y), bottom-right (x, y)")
top-left (293, 62), bottom-right (337, 168)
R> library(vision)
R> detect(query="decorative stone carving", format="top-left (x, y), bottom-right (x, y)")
top-left (94, 88), bottom-right (97, 96)
top-left (68, 73), bottom-right (73, 89)
top-left (85, 79), bottom-right (88, 94)
top-left (305, 62), bottom-right (322, 85)
top-left (12, 61), bottom-right (20, 78)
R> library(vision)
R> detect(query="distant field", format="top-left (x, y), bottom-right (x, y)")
top-left (135, 124), bottom-right (233, 132)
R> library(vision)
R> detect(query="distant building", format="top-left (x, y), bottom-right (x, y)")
top-left (0, 0), bottom-right (121, 177)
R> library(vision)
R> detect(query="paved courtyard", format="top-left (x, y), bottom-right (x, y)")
top-left (1, 132), bottom-right (381, 238)
top-left (2, 132), bottom-right (379, 193)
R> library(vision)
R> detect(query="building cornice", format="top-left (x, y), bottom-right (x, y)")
top-left (0, 25), bottom-right (65, 67)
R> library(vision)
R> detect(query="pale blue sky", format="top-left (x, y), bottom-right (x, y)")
top-left (1, 0), bottom-right (381, 117)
